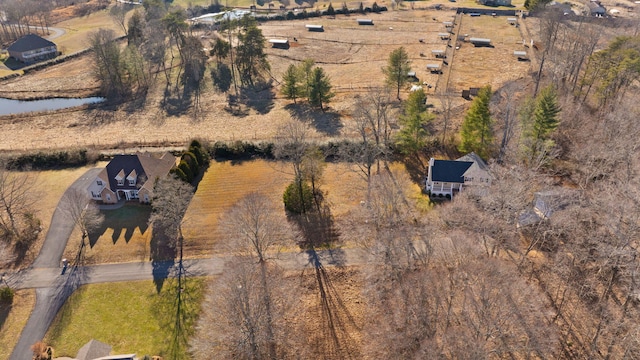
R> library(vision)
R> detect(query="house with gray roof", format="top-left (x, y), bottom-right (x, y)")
top-left (7, 33), bottom-right (58, 64)
top-left (87, 152), bottom-right (176, 204)
top-left (425, 152), bottom-right (491, 198)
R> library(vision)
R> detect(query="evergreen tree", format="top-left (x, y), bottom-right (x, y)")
top-left (396, 88), bottom-right (433, 161)
top-left (383, 47), bottom-right (411, 100)
top-left (521, 85), bottom-right (561, 163)
top-left (308, 67), bottom-right (334, 111)
top-left (235, 23), bottom-right (270, 86)
top-left (532, 85), bottom-right (561, 141)
top-left (127, 10), bottom-right (145, 46)
top-left (459, 85), bottom-right (494, 159)
top-left (281, 64), bottom-right (302, 103)
top-left (299, 59), bottom-right (315, 100)
top-left (327, 3), bottom-right (335, 15)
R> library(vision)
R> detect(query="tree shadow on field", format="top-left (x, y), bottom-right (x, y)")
top-left (87, 204), bottom-right (151, 247)
top-left (401, 153), bottom-right (429, 188)
top-left (150, 223), bottom-right (177, 293)
top-left (285, 103), bottom-right (342, 136)
top-left (123, 91), bottom-right (149, 114)
top-left (153, 261), bottom-right (202, 359)
top-left (287, 203), bottom-right (360, 358)
top-left (239, 82), bottom-right (275, 115)
top-left (162, 87), bottom-right (192, 116)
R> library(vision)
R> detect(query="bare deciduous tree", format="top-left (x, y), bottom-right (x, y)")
top-left (0, 166), bottom-right (39, 246)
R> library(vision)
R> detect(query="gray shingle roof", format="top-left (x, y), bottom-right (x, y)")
top-left (431, 160), bottom-right (473, 183)
top-left (76, 339), bottom-right (112, 360)
top-left (7, 34), bottom-right (56, 52)
top-left (105, 152), bottom-right (175, 192)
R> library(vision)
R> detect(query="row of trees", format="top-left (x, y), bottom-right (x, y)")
top-left (93, 2), bottom-right (273, 111)
top-left (281, 59), bottom-right (335, 111)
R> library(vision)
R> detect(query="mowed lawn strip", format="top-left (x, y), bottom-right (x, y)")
top-left (44, 278), bottom-right (206, 359)
top-left (183, 159), bottom-right (294, 255)
top-left (0, 289), bottom-right (36, 360)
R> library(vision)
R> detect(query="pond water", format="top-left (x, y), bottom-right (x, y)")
top-left (0, 97), bottom-right (105, 116)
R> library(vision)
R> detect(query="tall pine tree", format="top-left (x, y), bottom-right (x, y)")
top-left (383, 47), bottom-right (411, 100)
top-left (308, 67), bottom-right (334, 111)
top-left (396, 88), bottom-right (433, 163)
top-left (459, 85), bottom-right (493, 159)
top-left (281, 64), bottom-right (302, 103)
top-left (522, 84), bottom-right (561, 163)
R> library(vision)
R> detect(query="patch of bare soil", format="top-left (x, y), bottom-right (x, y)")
top-left (292, 266), bottom-right (365, 358)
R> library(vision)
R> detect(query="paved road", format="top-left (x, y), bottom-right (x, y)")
top-left (32, 168), bottom-right (101, 269)
top-left (7, 165), bottom-right (369, 360)
top-left (8, 249), bottom-right (367, 360)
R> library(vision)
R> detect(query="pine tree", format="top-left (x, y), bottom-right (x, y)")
top-left (459, 85), bottom-right (493, 159)
top-left (383, 47), bottom-right (411, 100)
top-left (396, 88), bottom-right (433, 161)
top-left (521, 85), bottom-right (561, 163)
top-left (281, 64), bottom-right (302, 103)
top-left (532, 85), bottom-right (561, 141)
top-left (308, 67), bottom-right (334, 111)
top-left (327, 3), bottom-right (335, 15)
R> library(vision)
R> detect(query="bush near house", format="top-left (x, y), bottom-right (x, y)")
top-left (171, 140), bottom-right (210, 183)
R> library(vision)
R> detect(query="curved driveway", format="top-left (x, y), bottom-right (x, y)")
top-left (32, 168), bottom-right (101, 269)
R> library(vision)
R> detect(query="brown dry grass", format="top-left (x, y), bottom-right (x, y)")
top-left (0, 289), bottom-right (36, 360)
top-left (73, 159), bottom-right (419, 263)
top-left (183, 160), bottom-right (370, 257)
top-left (3, 164), bottom-right (107, 269)
top-left (448, 14), bottom-right (532, 92)
top-left (0, 10), bottom-right (534, 153)
top-left (53, 8), bottom-right (127, 54)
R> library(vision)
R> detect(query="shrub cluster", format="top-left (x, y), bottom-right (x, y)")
top-left (0, 286), bottom-right (14, 304)
top-left (4, 149), bottom-right (97, 170)
top-left (171, 140), bottom-right (210, 183)
top-left (283, 179), bottom-right (315, 214)
top-left (208, 141), bottom-right (275, 160)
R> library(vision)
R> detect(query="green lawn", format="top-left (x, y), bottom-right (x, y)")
top-left (44, 278), bottom-right (206, 359)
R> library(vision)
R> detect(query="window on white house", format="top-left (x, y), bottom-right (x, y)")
top-left (129, 179), bottom-right (135, 186)
top-left (117, 179), bottom-right (124, 186)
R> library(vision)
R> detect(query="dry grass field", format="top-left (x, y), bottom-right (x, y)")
top-left (0, 9), bottom-right (534, 153)
top-left (447, 13), bottom-right (531, 91)
top-left (0, 289), bottom-right (36, 360)
top-left (59, 159), bottom-right (376, 264)
top-left (1, 164), bottom-right (107, 268)
top-left (53, 9), bottom-right (127, 54)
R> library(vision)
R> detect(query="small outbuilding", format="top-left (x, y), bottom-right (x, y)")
top-left (306, 24), bottom-right (324, 32)
top-left (407, 71), bottom-right (418, 79)
top-left (438, 33), bottom-right (451, 40)
top-left (432, 49), bottom-right (446, 58)
top-left (514, 50), bottom-right (528, 60)
top-left (269, 38), bottom-right (290, 49)
top-left (427, 63), bottom-right (442, 73)
top-left (469, 37), bottom-right (491, 47)
top-left (443, 21), bottom-right (454, 28)
top-left (507, 17), bottom-right (518, 24)
top-left (357, 18), bottom-right (374, 25)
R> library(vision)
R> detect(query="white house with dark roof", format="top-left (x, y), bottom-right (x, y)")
top-left (87, 152), bottom-right (176, 204)
top-left (7, 33), bottom-right (58, 64)
top-left (425, 152), bottom-right (491, 198)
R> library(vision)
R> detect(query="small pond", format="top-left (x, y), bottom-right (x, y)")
top-left (0, 97), bottom-right (105, 116)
